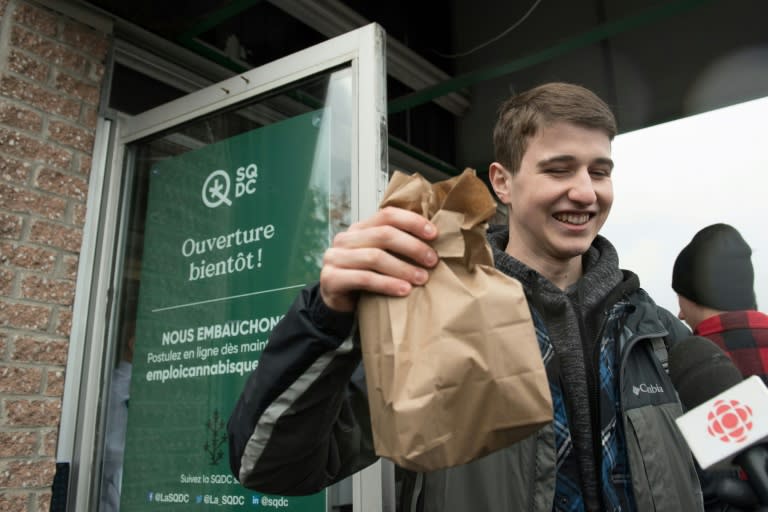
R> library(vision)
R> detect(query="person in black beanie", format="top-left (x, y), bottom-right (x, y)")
top-left (672, 223), bottom-right (768, 512)
top-left (672, 223), bottom-right (766, 383)
top-left (673, 223), bottom-right (757, 314)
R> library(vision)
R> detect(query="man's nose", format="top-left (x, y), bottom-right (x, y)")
top-left (567, 169), bottom-right (597, 204)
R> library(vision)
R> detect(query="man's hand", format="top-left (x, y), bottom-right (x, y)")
top-left (319, 206), bottom-right (439, 312)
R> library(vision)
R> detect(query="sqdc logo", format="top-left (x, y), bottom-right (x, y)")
top-left (202, 163), bottom-right (259, 208)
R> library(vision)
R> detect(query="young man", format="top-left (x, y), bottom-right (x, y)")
top-left (673, 223), bottom-right (768, 384)
top-left (228, 83), bottom-right (703, 511)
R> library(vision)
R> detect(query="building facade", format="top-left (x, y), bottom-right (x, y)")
top-left (1, 1), bottom-right (109, 509)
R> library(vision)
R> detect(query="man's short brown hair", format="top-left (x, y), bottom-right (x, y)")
top-left (492, 82), bottom-right (617, 174)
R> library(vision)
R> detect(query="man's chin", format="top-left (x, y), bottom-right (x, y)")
top-left (554, 241), bottom-right (593, 259)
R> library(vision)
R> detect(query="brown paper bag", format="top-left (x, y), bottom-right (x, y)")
top-left (357, 169), bottom-right (553, 472)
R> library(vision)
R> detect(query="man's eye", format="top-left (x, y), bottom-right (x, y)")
top-left (546, 168), bottom-right (568, 174)
top-left (590, 169), bottom-right (611, 178)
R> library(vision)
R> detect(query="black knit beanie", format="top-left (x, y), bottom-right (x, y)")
top-left (672, 223), bottom-right (757, 311)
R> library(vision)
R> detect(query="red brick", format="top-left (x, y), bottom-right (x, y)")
top-left (54, 71), bottom-right (99, 105)
top-left (0, 243), bottom-right (57, 272)
top-left (0, 76), bottom-right (80, 121)
top-left (72, 203), bottom-right (86, 226)
top-left (0, 459), bottom-right (56, 487)
top-left (78, 154), bottom-right (91, 175)
top-left (0, 183), bottom-right (66, 220)
top-left (62, 21), bottom-right (109, 60)
top-left (0, 267), bottom-right (14, 295)
top-left (0, 154), bottom-right (32, 184)
top-left (0, 0), bottom-right (8, 17)
top-left (0, 365), bottom-right (43, 393)
top-left (29, 220), bottom-right (82, 252)
top-left (11, 336), bottom-right (68, 365)
top-left (36, 168), bottom-right (87, 200)
top-left (0, 431), bottom-right (37, 457)
top-left (20, 275), bottom-right (74, 305)
top-left (61, 254), bottom-right (78, 279)
top-left (0, 128), bottom-right (73, 169)
top-left (11, 26), bottom-right (87, 74)
top-left (0, 212), bottom-right (24, 240)
top-left (41, 429), bottom-right (57, 456)
top-left (48, 120), bottom-right (93, 153)
top-left (8, 48), bottom-right (49, 83)
top-left (0, 300), bottom-right (51, 330)
top-left (40, 138), bottom-right (74, 170)
top-left (81, 104), bottom-right (97, 129)
top-left (0, 493), bottom-right (28, 511)
top-left (0, 332), bottom-right (7, 358)
top-left (4, 399), bottom-right (61, 427)
top-left (0, 128), bottom-right (39, 159)
top-left (54, 308), bottom-right (71, 337)
top-left (15, 3), bottom-right (58, 38)
top-left (43, 369), bottom-right (64, 396)
top-left (11, 25), bottom-right (56, 61)
top-left (37, 492), bottom-right (52, 512)
top-left (0, 102), bottom-right (43, 133)
top-left (88, 60), bottom-right (106, 84)
top-left (51, 46), bottom-right (89, 76)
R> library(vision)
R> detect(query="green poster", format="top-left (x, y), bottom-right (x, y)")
top-left (121, 110), bottom-right (330, 511)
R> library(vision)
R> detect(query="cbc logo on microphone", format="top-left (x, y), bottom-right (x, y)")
top-left (707, 399), bottom-right (754, 443)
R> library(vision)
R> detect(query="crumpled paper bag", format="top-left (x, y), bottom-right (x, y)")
top-left (357, 169), bottom-right (553, 472)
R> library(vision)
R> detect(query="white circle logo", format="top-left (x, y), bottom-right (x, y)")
top-left (202, 170), bottom-right (232, 208)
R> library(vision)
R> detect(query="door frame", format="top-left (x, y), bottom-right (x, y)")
top-left (60, 22), bottom-right (391, 512)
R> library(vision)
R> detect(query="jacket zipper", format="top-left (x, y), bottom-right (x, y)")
top-left (588, 311), bottom-right (610, 500)
top-left (527, 429), bottom-right (540, 512)
top-left (409, 472), bottom-right (423, 512)
top-left (590, 309), bottom-right (669, 501)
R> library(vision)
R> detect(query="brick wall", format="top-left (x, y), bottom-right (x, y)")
top-left (0, 0), bottom-right (110, 509)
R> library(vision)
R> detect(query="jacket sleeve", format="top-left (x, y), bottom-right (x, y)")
top-left (227, 283), bottom-right (378, 495)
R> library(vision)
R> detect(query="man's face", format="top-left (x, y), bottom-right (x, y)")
top-left (491, 121), bottom-right (614, 268)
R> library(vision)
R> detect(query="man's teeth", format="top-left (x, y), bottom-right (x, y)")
top-left (554, 213), bottom-right (590, 225)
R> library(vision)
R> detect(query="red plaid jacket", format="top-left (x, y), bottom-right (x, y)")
top-left (695, 310), bottom-right (768, 385)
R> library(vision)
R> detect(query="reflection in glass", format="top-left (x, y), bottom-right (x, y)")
top-left (100, 67), bottom-right (356, 511)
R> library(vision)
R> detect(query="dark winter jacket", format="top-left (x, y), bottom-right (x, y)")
top-left (228, 234), bottom-right (703, 511)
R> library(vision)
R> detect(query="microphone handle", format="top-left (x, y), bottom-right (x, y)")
top-left (735, 444), bottom-right (768, 506)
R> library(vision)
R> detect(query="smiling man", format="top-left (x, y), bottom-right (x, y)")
top-left (228, 83), bottom-right (704, 512)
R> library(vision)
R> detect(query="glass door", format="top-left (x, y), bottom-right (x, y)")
top-left (72, 23), bottom-right (390, 512)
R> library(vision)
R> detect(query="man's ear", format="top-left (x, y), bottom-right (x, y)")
top-left (488, 162), bottom-right (512, 204)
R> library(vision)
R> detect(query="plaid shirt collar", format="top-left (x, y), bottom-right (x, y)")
top-left (694, 310), bottom-right (768, 336)
top-left (693, 310), bottom-right (768, 387)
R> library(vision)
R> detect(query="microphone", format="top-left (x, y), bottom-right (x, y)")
top-left (669, 335), bottom-right (744, 407)
top-left (671, 336), bottom-right (768, 506)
